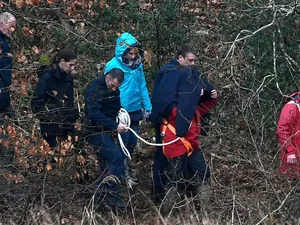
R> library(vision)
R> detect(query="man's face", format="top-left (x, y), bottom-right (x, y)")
top-left (1, 18), bottom-right (16, 37)
top-left (178, 53), bottom-right (196, 67)
top-left (59, 59), bottom-right (77, 74)
top-left (105, 75), bottom-right (121, 92)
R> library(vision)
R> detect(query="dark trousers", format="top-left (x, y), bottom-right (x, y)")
top-left (167, 150), bottom-right (210, 191)
top-left (152, 128), bottom-right (211, 197)
top-left (120, 120), bottom-right (140, 156)
top-left (88, 133), bottom-right (124, 192)
top-left (42, 129), bottom-right (73, 148)
top-left (187, 149), bottom-right (210, 183)
top-left (167, 154), bottom-right (188, 190)
top-left (43, 134), bottom-right (57, 148)
top-left (152, 125), bottom-right (168, 197)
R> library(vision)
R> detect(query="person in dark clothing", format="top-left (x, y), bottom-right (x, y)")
top-left (84, 68), bottom-right (128, 210)
top-left (0, 12), bottom-right (16, 117)
top-left (31, 49), bottom-right (79, 148)
top-left (0, 12), bottom-right (16, 170)
top-left (150, 44), bottom-right (217, 205)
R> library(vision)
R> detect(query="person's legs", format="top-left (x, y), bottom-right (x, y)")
top-left (187, 148), bottom-right (210, 184)
top-left (167, 154), bottom-right (188, 189)
top-left (88, 133), bottom-right (126, 209)
top-left (42, 134), bottom-right (57, 148)
top-left (186, 148), bottom-right (211, 204)
top-left (161, 154), bottom-right (188, 215)
top-left (152, 125), bottom-right (168, 203)
top-left (121, 120), bottom-right (140, 186)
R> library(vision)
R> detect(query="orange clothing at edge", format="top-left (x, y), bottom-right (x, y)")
top-left (162, 98), bottom-right (217, 159)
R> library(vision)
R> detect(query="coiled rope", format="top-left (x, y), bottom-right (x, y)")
top-left (117, 108), bottom-right (180, 160)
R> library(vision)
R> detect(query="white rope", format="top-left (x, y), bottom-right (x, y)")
top-left (117, 108), bottom-right (181, 159)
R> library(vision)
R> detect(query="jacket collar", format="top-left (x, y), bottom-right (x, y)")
top-left (47, 64), bottom-right (72, 82)
top-left (0, 31), bottom-right (8, 40)
top-left (99, 74), bottom-right (108, 90)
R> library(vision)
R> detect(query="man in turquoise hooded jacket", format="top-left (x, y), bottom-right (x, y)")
top-left (104, 32), bottom-right (152, 183)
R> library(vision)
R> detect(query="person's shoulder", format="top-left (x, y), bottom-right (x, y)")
top-left (106, 57), bottom-right (119, 66)
top-left (105, 58), bottom-right (123, 71)
top-left (162, 60), bottom-right (179, 69)
top-left (40, 70), bottom-right (54, 80)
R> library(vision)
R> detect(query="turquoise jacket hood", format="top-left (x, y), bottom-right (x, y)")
top-left (104, 32), bottom-right (152, 113)
top-left (114, 32), bottom-right (141, 64)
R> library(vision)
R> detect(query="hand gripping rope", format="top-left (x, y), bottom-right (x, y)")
top-left (117, 108), bottom-right (180, 160)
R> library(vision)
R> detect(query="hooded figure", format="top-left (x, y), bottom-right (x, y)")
top-left (277, 91), bottom-right (300, 178)
top-left (104, 33), bottom-right (152, 184)
top-left (104, 32), bottom-right (151, 114)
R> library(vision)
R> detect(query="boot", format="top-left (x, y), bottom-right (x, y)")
top-left (160, 186), bottom-right (180, 216)
top-left (96, 189), bottom-right (127, 211)
top-left (105, 192), bottom-right (127, 210)
top-left (124, 158), bottom-right (138, 188)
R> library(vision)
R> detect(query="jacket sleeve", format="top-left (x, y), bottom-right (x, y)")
top-left (277, 102), bottom-right (300, 154)
top-left (31, 75), bottom-right (48, 115)
top-left (197, 98), bottom-right (218, 117)
top-left (139, 65), bottom-right (152, 111)
top-left (62, 78), bottom-right (79, 123)
top-left (84, 81), bottom-right (119, 130)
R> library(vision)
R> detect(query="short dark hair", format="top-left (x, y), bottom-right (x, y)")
top-left (57, 49), bottom-right (77, 62)
top-left (176, 44), bottom-right (195, 59)
top-left (107, 68), bottom-right (124, 83)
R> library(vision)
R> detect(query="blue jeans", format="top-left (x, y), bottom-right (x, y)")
top-left (88, 133), bottom-right (124, 191)
top-left (120, 120), bottom-right (140, 156)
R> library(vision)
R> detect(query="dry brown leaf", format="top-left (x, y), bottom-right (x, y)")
top-left (14, 0), bottom-right (25, 8)
top-left (32, 46), bottom-right (40, 55)
top-left (28, 147), bottom-right (37, 156)
top-left (77, 155), bottom-right (86, 165)
top-left (144, 49), bottom-right (152, 67)
top-left (46, 163), bottom-right (52, 172)
top-left (58, 157), bottom-right (64, 167)
top-left (100, 0), bottom-right (109, 8)
top-left (23, 27), bottom-right (33, 37)
top-left (21, 81), bottom-right (27, 95)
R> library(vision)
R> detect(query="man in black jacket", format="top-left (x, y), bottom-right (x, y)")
top-left (0, 12), bottom-right (16, 117)
top-left (0, 12), bottom-right (16, 169)
top-left (150, 44), bottom-right (216, 205)
top-left (84, 68), bottom-right (127, 210)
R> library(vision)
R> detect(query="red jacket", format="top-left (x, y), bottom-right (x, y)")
top-left (161, 98), bottom-right (217, 159)
top-left (277, 91), bottom-right (300, 178)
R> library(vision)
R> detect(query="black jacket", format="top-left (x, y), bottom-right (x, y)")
top-left (84, 75), bottom-right (121, 132)
top-left (31, 65), bottom-right (78, 135)
top-left (151, 60), bottom-right (213, 137)
top-left (0, 31), bottom-right (13, 111)
top-left (0, 31), bottom-right (12, 87)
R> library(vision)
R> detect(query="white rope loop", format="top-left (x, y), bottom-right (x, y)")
top-left (117, 108), bottom-right (180, 160)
